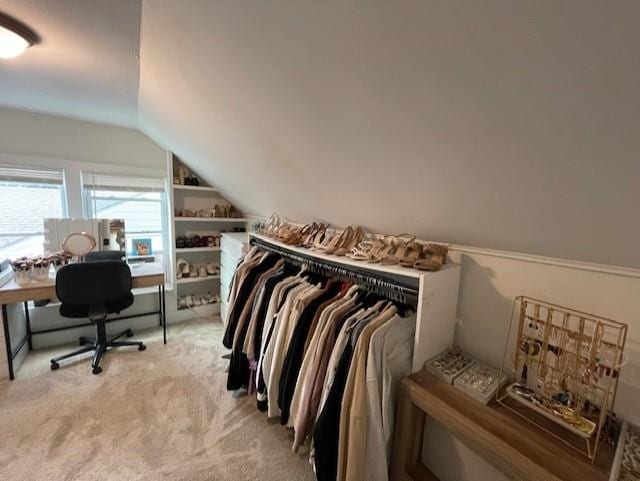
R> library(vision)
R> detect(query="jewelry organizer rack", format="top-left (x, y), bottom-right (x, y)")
top-left (498, 296), bottom-right (628, 462)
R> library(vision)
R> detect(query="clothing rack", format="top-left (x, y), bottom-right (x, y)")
top-left (250, 235), bottom-right (419, 304)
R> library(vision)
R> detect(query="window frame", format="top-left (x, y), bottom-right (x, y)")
top-left (0, 152), bottom-right (171, 289)
top-left (81, 178), bottom-right (170, 270)
top-left (0, 169), bottom-right (68, 260)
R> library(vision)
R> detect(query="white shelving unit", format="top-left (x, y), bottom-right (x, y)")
top-left (168, 154), bottom-right (248, 316)
top-left (175, 217), bottom-right (248, 223)
top-left (175, 247), bottom-right (221, 253)
top-left (220, 232), bottom-right (250, 320)
top-left (176, 275), bottom-right (220, 285)
top-left (173, 185), bottom-right (219, 193)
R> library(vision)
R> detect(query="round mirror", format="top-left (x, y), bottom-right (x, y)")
top-left (62, 232), bottom-right (97, 257)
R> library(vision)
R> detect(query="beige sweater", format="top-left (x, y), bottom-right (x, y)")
top-left (336, 305), bottom-right (398, 481)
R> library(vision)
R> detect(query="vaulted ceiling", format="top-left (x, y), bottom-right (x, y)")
top-left (1, 1), bottom-right (639, 267)
top-left (137, 0), bottom-right (640, 268)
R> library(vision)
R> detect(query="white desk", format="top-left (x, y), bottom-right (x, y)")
top-left (0, 263), bottom-right (166, 380)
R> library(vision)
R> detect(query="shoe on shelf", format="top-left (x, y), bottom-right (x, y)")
top-left (334, 226), bottom-right (365, 257)
top-left (185, 295), bottom-right (195, 307)
top-left (380, 234), bottom-right (416, 265)
top-left (198, 264), bottom-right (208, 277)
top-left (302, 223), bottom-right (327, 248)
top-left (347, 235), bottom-right (388, 261)
top-left (324, 226), bottom-right (353, 255)
top-left (368, 236), bottom-right (395, 263)
top-left (206, 262), bottom-right (218, 275)
top-left (177, 258), bottom-right (190, 278)
top-left (311, 227), bottom-right (336, 251)
top-left (281, 224), bottom-right (310, 246)
top-left (177, 296), bottom-right (187, 309)
top-left (398, 241), bottom-right (424, 267)
top-left (189, 265), bottom-right (198, 278)
top-left (414, 243), bottom-right (448, 271)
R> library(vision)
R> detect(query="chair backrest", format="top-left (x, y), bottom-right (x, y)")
top-left (56, 261), bottom-right (132, 307)
top-left (85, 250), bottom-right (125, 262)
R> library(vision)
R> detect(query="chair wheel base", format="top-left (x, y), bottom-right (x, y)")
top-left (138, 344), bottom-right (146, 351)
top-left (51, 361), bottom-right (60, 370)
top-left (92, 366), bottom-right (102, 375)
top-left (126, 330), bottom-right (134, 338)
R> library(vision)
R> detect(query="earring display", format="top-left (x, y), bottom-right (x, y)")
top-left (453, 362), bottom-right (507, 405)
top-left (498, 296), bottom-right (628, 462)
top-left (425, 347), bottom-right (475, 384)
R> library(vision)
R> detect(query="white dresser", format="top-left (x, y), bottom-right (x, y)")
top-left (220, 232), bottom-right (249, 320)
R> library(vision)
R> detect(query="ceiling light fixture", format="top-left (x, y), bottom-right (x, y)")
top-left (0, 12), bottom-right (40, 59)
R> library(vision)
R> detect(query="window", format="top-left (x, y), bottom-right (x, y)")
top-left (82, 172), bottom-right (168, 270)
top-left (0, 165), bottom-right (66, 260)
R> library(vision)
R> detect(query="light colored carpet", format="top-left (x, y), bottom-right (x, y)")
top-left (0, 319), bottom-right (317, 481)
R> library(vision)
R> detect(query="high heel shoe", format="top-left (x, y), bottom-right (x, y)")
top-left (281, 224), bottom-right (310, 245)
top-left (347, 238), bottom-right (379, 261)
top-left (413, 243), bottom-right (449, 271)
top-left (264, 214), bottom-right (282, 237)
top-left (324, 227), bottom-right (353, 255)
top-left (302, 223), bottom-right (324, 248)
top-left (314, 226), bottom-right (341, 251)
top-left (380, 234), bottom-right (415, 265)
top-left (398, 241), bottom-right (423, 267)
top-left (368, 236), bottom-right (395, 263)
top-left (334, 226), bottom-right (365, 256)
top-left (303, 224), bottom-right (324, 248)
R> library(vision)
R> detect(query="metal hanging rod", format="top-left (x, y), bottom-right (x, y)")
top-left (250, 236), bottom-right (419, 304)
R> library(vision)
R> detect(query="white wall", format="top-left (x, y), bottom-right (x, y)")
top-left (139, 0), bottom-right (640, 269)
top-left (0, 108), bottom-right (164, 167)
top-left (0, 108), bottom-right (182, 381)
top-left (248, 215), bottom-right (640, 481)
top-left (424, 247), bottom-right (640, 481)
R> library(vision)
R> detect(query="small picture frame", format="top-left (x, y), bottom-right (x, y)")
top-left (132, 239), bottom-right (152, 256)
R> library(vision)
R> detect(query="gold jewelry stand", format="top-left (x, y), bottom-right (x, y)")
top-left (497, 296), bottom-right (627, 462)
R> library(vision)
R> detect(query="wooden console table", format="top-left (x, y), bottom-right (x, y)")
top-left (391, 370), bottom-right (614, 481)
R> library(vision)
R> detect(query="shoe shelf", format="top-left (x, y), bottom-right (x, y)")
top-left (249, 233), bottom-right (461, 280)
top-left (175, 247), bottom-right (221, 253)
top-left (173, 185), bottom-right (218, 193)
top-left (170, 153), bottom-right (247, 314)
top-left (176, 275), bottom-right (221, 285)
top-left (175, 217), bottom-right (248, 223)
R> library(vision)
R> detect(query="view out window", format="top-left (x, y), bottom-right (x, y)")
top-left (82, 173), bottom-right (168, 269)
top-left (0, 165), bottom-right (66, 260)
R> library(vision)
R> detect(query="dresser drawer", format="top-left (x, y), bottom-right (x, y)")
top-left (221, 281), bottom-right (230, 304)
top-left (221, 234), bottom-right (247, 260)
top-left (220, 250), bottom-right (241, 273)
top-left (220, 266), bottom-right (234, 293)
top-left (220, 300), bottom-right (227, 321)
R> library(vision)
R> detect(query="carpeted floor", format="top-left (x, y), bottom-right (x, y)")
top-left (0, 319), bottom-right (317, 481)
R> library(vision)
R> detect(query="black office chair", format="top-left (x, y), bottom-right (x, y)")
top-left (50, 261), bottom-right (146, 375)
top-left (85, 250), bottom-right (125, 262)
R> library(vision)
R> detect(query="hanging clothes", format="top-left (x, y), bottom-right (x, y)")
top-left (223, 247), bottom-right (417, 481)
top-left (362, 313), bottom-right (415, 481)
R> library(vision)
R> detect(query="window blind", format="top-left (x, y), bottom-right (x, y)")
top-left (0, 165), bottom-right (64, 185)
top-left (82, 172), bottom-right (166, 192)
